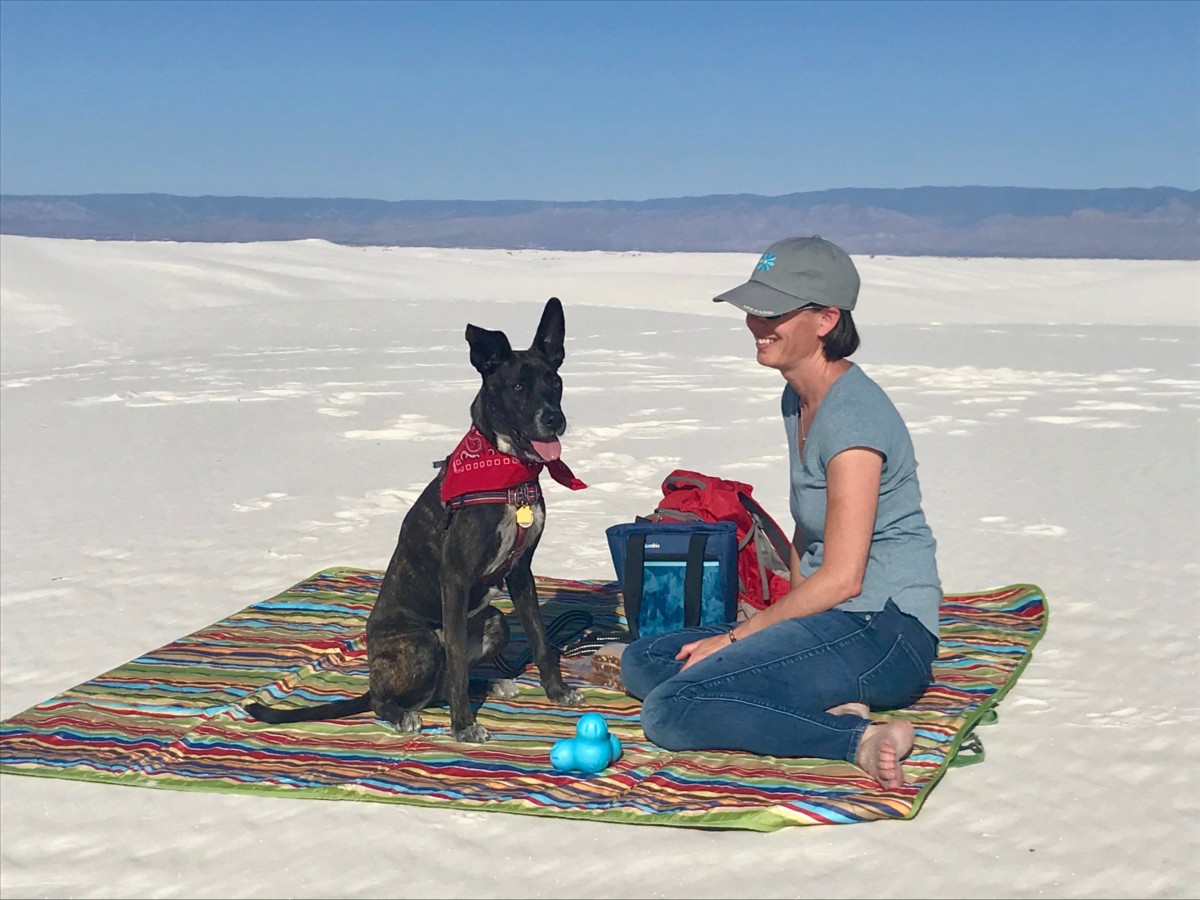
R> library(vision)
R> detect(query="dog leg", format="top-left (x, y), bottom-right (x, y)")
top-left (505, 561), bottom-right (583, 707)
top-left (373, 701), bottom-right (423, 734)
top-left (441, 581), bottom-right (490, 743)
top-left (454, 604), bottom-right (519, 700)
top-left (367, 628), bottom-right (442, 734)
top-left (468, 605), bottom-right (519, 700)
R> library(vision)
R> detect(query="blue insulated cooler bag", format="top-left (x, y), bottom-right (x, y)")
top-left (605, 520), bottom-right (739, 640)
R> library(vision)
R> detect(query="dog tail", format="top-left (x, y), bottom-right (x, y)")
top-left (243, 692), bottom-right (372, 724)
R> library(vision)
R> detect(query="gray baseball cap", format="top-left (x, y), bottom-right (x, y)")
top-left (713, 236), bottom-right (860, 315)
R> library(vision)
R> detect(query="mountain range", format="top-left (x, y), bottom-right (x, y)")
top-left (1, 187), bottom-right (1196, 258)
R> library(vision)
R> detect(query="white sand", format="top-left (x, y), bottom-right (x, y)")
top-left (1, 235), bottom-right (1197, 898)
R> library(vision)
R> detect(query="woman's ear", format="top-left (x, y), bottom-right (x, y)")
top-left (815, 307), bottom-right (842, 339)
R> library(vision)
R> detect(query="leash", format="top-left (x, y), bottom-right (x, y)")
top-left (489, 611), bottom-right (628, 678)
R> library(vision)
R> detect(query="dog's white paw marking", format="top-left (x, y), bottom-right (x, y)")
top-left (551, 687), bottom-right (585, 707)
top-left (487, 679), bottom-right (519, 700)
top-left (383, 710), bottom-right (423, 734)
top-left (453, 723), bottom-right (491, 743)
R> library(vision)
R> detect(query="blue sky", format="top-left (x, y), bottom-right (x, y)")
top-left (1, 0), bottom-right (1196, 200)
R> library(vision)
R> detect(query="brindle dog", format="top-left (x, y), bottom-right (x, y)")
top-left (245, 297), bottom-right (584, 741)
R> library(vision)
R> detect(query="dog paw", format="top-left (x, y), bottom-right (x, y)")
top-left (385, 710), bottom-right (423, 734)
top-left (487, 679), bottom-right (519, 700)
top-left (548, 686), bottom-right (584, 707)
top-left (453, 723), bottom-right (491, 743)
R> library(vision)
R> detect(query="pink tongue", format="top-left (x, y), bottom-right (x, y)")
top-left (530, 438), bottom-right (562, 462)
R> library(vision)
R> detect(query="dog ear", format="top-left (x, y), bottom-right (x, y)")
top-left (466, 324), bottom-right (513, 376)
top-left (531, 297), bottom-right (565, 369)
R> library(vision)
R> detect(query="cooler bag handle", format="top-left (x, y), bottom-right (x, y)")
top-left (681, 531), bottom-right (709, 630)
top-left (623, 533), bottom-right (646, 641)
top-left (623, 530), bottom-right (710, 641)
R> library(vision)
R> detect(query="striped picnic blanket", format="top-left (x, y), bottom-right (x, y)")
top-left (0, 568), bottom-right (1047, 830)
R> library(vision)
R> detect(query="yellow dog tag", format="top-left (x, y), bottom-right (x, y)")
top-left (515, 505), bottom-right (534, 528)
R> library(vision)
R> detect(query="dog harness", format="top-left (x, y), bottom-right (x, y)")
top-left (436, 427), bottom-right (587, 582)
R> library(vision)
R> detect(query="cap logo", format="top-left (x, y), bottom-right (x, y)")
top-left (755, 253), bottom-right (776, 272)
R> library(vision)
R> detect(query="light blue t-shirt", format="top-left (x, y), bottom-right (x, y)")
top-left (784, 363), bottom-right (941, 637)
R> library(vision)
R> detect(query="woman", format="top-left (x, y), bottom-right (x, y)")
top-left (620, 236), bottom-right (942, 789)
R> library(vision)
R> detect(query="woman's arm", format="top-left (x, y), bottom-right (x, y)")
top-left (742, 446), bottom-right (881, 630)
top-left (679, 447), bottom-right (882, 668)
top-left (790, 526), bottom-right (806, 588)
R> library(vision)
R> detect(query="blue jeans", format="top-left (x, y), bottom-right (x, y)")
top-left (620, 600), bottom-right (938, 762)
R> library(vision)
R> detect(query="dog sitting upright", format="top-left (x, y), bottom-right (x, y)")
top-left (245, 297), bottom-right (585, 742)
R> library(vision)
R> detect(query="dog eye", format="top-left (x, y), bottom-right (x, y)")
top-left (513, 382), bottom-right (524, 392)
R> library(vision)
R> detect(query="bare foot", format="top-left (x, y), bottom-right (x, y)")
top-left (826, 701), bottom-right (870, 718)
top-left (856, 719), bottom-right (914, 789)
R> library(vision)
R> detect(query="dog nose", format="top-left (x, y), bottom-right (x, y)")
top-left (542, 408), bottom-right (565, 433)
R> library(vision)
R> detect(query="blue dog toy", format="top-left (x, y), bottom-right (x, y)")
top-left (550, 712), bottom-right (622, 774)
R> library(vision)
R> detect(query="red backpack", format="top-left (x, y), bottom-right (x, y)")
top-left (640, 470), bottom-right (793, 616)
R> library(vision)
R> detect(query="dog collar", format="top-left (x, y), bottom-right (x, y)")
top-left (442, 479), bottom-right (544, 514)
top-left (437, 426), bottom-right (587, 508)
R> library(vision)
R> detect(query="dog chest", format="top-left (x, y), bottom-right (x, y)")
top-left (482, 503), bottom-right (545, 579)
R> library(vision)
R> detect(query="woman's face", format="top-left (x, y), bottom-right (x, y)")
top-left (745, 307), bottom-right (825, 370)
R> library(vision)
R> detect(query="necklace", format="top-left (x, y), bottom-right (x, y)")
top-left (799, 405), bottom-right (809, 443)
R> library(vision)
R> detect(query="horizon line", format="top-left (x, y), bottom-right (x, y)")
top-left (2, 185), bottom-right (1197, 205)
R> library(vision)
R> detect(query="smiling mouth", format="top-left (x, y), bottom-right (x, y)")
top-left (755, 336), bottom-right (780, 347)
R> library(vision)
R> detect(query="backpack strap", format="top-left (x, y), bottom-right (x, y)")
top-left (738, 493), bottom-right (793, 606)
top-left (738, 492), bottom-right (793, 564)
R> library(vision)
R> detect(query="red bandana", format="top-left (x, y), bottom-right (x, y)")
top-left (439, 426), bottom-right (587, 505)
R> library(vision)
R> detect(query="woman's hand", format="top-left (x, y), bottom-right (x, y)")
top-left (677, 632), bottom-right (733, 671)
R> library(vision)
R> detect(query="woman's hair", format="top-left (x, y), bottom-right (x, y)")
top-left (821, 308), bottom-right (860, 360)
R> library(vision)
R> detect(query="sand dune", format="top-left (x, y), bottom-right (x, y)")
top-left (1, 236), bottom-right (1197, 898)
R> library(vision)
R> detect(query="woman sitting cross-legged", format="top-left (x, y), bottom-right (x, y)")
top-left (620, 237), bottom-right (942, 789)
